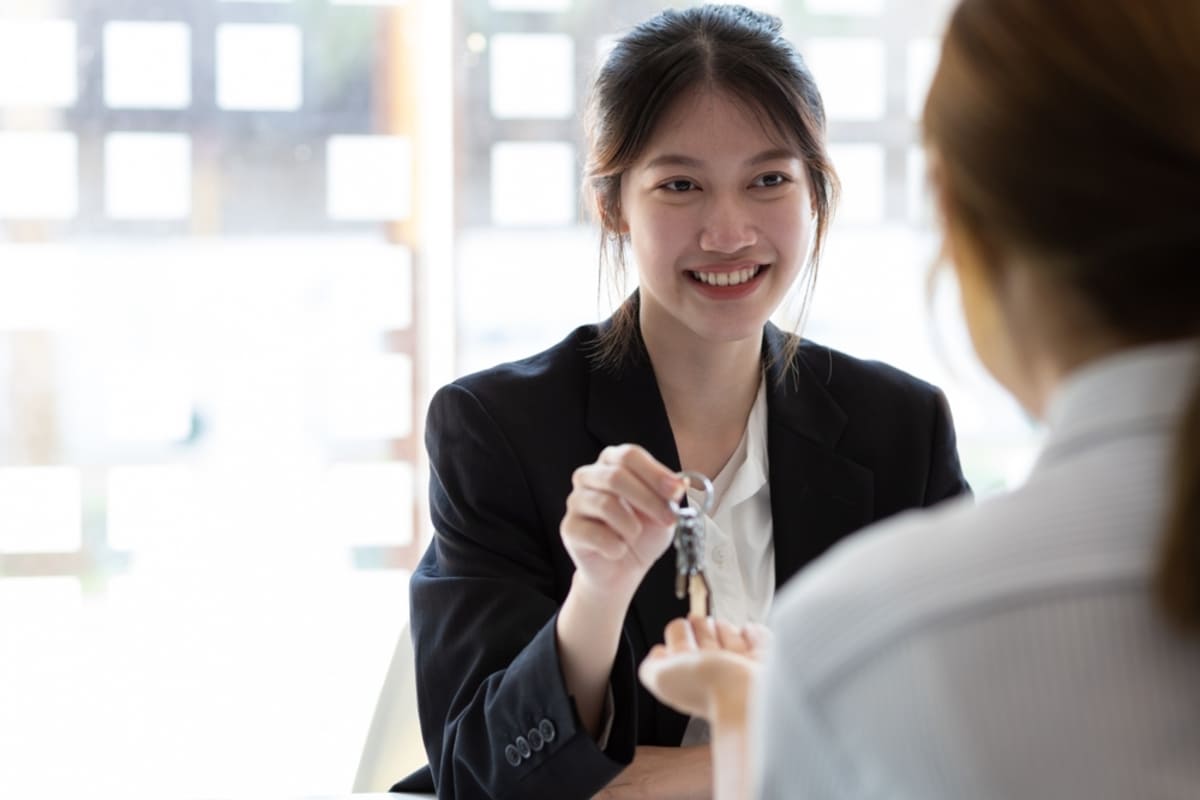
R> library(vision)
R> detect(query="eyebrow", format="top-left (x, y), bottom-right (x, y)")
top-left (642, 148), bottom-right (799, 170)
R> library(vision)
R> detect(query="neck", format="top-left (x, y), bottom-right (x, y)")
top-left (640, 310), bottom-right (763, 477)
top-left (1016, 335), bottom-right (1132, 418)
top-left (998, 267), bottom-right (1133, 417)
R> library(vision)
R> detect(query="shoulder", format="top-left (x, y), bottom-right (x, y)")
top-left (429, 324), bottom-right (599, 421)
top-left (782, 338), bottom-right (954, 462)
top-left (453, 324), bottom-right (598, 397)
top-left (769, 464), bottom-right (1152, 690)
top-left (767, 494), bottom-right (984, 689)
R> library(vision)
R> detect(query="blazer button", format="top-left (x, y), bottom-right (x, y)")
top-left (504, 744), bottom-right (521, 767)
top-left (516, 736), bottom-right (532, 759)
top-left (527, 728), bottom-right (545, 751)
top-left (538, 719), bottom-right (556, 743)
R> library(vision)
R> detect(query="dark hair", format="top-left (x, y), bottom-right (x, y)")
top-left (583, 4), bottom-right (838, 369)
top-left (924, 0), bottom-right (1200, 631)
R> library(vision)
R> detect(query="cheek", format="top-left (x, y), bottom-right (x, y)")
top-left (629, 207), bottom-right (691, 261)
top-left (762, 201), bottom-right (813, 259)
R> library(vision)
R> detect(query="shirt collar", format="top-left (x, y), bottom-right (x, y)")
top-left (1037, 338), bottom-right (1200, 468)
top-left (718, 374), bottom-right (770, 513)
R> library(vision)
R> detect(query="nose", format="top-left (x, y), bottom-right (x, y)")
top-left (698, 192), bottom-right (757, 254)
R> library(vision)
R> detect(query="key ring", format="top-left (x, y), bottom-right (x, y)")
top-left (667, 470), bottom-right (714, 517)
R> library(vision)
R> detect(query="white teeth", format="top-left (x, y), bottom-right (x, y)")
top-left (691, 265), bottom-right (763, 287)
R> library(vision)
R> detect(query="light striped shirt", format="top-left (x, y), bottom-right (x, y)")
top-left (756, 341), bottom-right (1200, 799)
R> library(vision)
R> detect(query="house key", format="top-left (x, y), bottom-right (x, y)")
top-left (668, 470), bottom-right (714, 617)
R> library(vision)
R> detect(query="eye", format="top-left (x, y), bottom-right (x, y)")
top-left (754, 172), bottom-right (791, 188)
top-left (660, 178), bottom-right (697, 193)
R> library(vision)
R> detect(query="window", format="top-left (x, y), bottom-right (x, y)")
top-left (0, 2), bottom-right (446, 796)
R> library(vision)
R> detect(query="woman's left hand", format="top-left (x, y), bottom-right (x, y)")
top-left (638, 615), bottom-right (772, 723)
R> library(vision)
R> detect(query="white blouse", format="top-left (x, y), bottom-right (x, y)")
top-left (687, 374), bottom-right (775, 628)
top-left (681, 375), bottom-right (775, 746)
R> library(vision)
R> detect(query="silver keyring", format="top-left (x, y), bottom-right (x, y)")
top-left (667, 470), bottom-right (714, 517)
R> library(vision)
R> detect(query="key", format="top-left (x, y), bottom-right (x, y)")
top-left (668, 471), bottom-right (715, 618)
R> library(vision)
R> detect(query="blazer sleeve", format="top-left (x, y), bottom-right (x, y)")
top-left (407, 382), bottom-right (638, 800)
top-left (923, 388), bottom-right (971, 506)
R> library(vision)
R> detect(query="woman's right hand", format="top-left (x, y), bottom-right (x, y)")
top-left (561, 444), bottom-right (685, 602)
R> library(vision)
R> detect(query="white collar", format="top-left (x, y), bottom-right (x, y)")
top-left (714, 375), bottom-right (770, 514)
top-left (1037, 339), bottom-right (1200, 469)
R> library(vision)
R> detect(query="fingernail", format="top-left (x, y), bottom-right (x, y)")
top-left (663, 478), bottom-right (685, 500)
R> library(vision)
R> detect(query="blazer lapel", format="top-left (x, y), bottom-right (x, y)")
top-left (763, 325), bottom-right (875, 586)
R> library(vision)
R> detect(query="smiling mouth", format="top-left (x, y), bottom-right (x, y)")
top-left (688, 264), bottom-right (767, 287)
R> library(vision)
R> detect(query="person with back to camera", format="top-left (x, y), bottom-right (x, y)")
top-left (639, 0), bottom-right (1200, 798)
top-left (394, 5), bottom-right (971, 798)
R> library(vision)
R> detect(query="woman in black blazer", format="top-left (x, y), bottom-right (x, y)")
top-left (398, 6), bottom-right (968, 799)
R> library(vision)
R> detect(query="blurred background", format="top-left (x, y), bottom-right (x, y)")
top-left (0, 0), bottom-right (1037, 797)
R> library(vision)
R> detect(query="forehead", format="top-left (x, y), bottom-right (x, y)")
top-left (638, 86), bottom-right (799, 164)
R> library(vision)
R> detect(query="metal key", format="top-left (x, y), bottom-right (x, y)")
top-left (668, 471), bottom-right (715, 618)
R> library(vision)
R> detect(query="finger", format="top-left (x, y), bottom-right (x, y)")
top-left (567, 486), bottom-right (642, 540)
top-left (567, 489), bottom-right (674, 571)
top-left (715, 619), bottom-right (751, 654)
top-left (597, 445), bottom-right (685, 510)
top-left (642, 644), bottom-right (669, 663)
top-left (743, 623), bottom-right (773, 656)
top-left (689, 614), bottom-right (720, 651)
top-left (561, 516), bottom-right (629, 560)
top-left (663, 617), bottom-right (697, 653)
top-left (574, 463), bottom-right (676, 527)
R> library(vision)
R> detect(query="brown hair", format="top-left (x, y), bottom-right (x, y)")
top-left (583, 4), bottom-right (838, 369)
top-left (924, 0), bottom-right (1200, 631)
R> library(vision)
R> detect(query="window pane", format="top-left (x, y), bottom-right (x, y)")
top-left (908, 146), bottom-right (933, 226)
top-left (323, 461), bottom-right (414, 547)
top-left (326, 135), bottom-right (412, 221)
top-left (0, 132), bottom-right (77, 220)
top-left (103, 356), bottom-right (194, 444)
top-left (103, 21), bottom-right (191, 110)
top-left (326, 354), bottom-right (413, 440)
top-left (829, 143), bottom-right (885, 224)
top-left (489, 33), bottom-right (574, 119)
top-left (490, 140), bottom-right (576, 226)
top-left (805, 38), bottom-right (887, 121)
top-left (104, 133), bottom-right (192, 220)
top-left (907, 38), bottom-right (939, 119)
top-left (0, 467), bottom-right (81, 553)
top-left (106, 466), bottom-right (198, 551)
top-left (489, 0), bottom-right (571, 10)
top-left (0, 245), bottom-right (79, 331)
top-left (0, 20), bottom-right (76, 107)
top-left (216, 24), bottom-right (303, 111)
top-left (328, 244), bottom-right (413, 331)
top-left (805, 0), bottom-right (884, 15)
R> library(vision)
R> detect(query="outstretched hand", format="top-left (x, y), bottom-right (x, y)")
top-left (639, 615), bottom-right (772, 724)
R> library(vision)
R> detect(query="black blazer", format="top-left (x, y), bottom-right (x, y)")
top-left (396, 321), bottom-right (968, 799)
